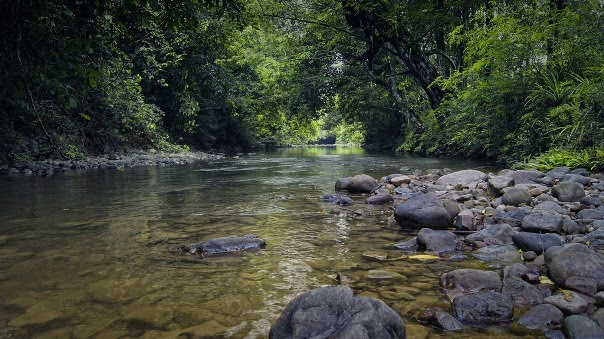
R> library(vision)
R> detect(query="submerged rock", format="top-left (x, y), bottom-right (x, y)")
top-left (320, 194), bottom-right (354, 206)
top-left (441, 269), bottom-right (502, 295)
top-left (394, 193), bottom-right (451, 230)
top-left (186, 235), bottom-right (266, 256)
top-left (269, 286), bottom-right (406, 339)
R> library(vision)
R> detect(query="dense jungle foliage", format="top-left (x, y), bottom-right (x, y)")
top-left (0, 0), bottom-right (602, 167)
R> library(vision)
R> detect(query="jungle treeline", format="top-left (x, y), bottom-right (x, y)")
top-left (1, 0), bottom-right (602, 168)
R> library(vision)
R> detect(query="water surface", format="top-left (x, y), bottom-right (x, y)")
top-left (0, 147), bottom-right (519, 338)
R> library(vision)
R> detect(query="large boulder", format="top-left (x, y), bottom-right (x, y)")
top-left (521, 212), bottom-right (563, 233)
top-left (466, 224), bottom-right (514, 244)
top-left (452, 291), bottom-right (514, 324)
top-left (186, 235), bottom-right (266, 255)
top-left (440, 269), bottom-right (502, 295)
top-left (516, 304), bottom-right (564, 332)
top-left (545, 243), bottom-right (604, 290)
top-left (488, 175), bottom-right (514, 195)
top-left (577, 207), bottom-right (604, 220)
top-left (416, 228), bottom-right (458, 254)
top-left (502, 187), bottom-right (532, 207)
top-left (335, 174), bottom-right (378, 193)
top-left (436, 170), bottom-right (487, 186)
top-left (269, 286), bottom-right (406, 339)
top-left (563, 315), bottom-right (604, 339)
top-left (394, 193), bottom-right (452, 230)
top-left (512, 232), bottom-right (563, 254)
top-left (552, 182), bottom-right (585, 202)
top-left (507, 170), bottom-right (547, 185)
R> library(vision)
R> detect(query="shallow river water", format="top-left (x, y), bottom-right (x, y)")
top-left (0, 147), bottom-right (530, 338)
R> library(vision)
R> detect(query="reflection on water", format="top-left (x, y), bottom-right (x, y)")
top-left (0, 147), bottom-right (515, 338)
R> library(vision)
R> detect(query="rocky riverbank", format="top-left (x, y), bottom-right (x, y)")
top-left (303, 167), bottom-right (604, 338)
top-left (0, 150), bottom-right (222, 176)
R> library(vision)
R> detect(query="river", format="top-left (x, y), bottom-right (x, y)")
top-left (0, 147), bottom-right (522, 338)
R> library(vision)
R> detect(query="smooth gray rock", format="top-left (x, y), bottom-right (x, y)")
top-left (390, 176), bottom-right (411, 186)
top-left (488, 175), bottom-right (514, 195)
top-left (452, 291), bottom-right (513, 323)
top-left (366, 194), bottom-right (393, 204)
top-left (552, 182), bottom-right (586, 202)
top-left (545, 243), bottom-right (604, 290)
top-left (516, 304), bottom-right (564, 332)
top-left (441, 269), bottom-right (502, 294)
top-left (577, 207), bottom-right (604, 220)
top-left (581, 196), bottom-right (602, 208)
top-left (435, 311), bottom-right (464, 331)
top-left (544, 291), bottom-right (589, 314)
top-left (547, 167), bottom-right (571, 181)
top-left (563, 315), bottom-right (604, 339)
top-left (565, 276), bottom-right (597, 296)
top-left (502, 187), bottom-right (532, 206)
top-left (562, 174), bottom-right (591, 186)
top-left (335, 174), bottom-right (378, 193)
top-left (436, 170), bottom-right (487, 186)
top-left (394, 193), bottom-right (452, 230)
top-left (512, 232), bottom-right (563, 254)
top-left (269, 286), bottom-right (406, 339)
top-left (416, 228), bottom-right (458, 254)
top-left (570, 168), bottom-right (590, 176)
top-left (502, 275), bottom-right (544, 307)
top-left (521, 212), bottom-right (563, 233)
top-left (472, 245), bottom-right (522, 266)
top-left (507, 170), bottom-right (547, 184)
top-left (186, 235), bottom-right (266, 255)
top-left (466, 224), bottom-right (514, 244)
top-left (592, 308), bottom-right (604, 329)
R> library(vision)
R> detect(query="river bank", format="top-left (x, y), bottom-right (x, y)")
top-left (0, 149), bottom-right (223, 176)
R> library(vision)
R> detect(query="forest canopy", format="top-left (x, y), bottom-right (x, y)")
top-left (0, 0), bottom-right (602, 167)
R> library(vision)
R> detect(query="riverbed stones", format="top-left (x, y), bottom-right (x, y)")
top-left (394, 193), bottom-right (451, 230)
top-left (454, 209), bottom-right (474, 231)
top-left (335, 174), bottom-right (378, 193)
top-left (502, 187), bottom-right (532, 206)
top-left (544, 291), bottom-right (589, 314)
top-left (452, 291), bottom-right (514, 324)
top-left (512, 232), bottom-right (562, 254)
top-left (507, 170), bottom-right (547, 185)
top-left (488, 175), bottom-right (514, 195)
top-left (416, 228), bottom-right (458, 254)
top-left (502, 274), bottom-right (544, 307)
top-left (8, 301), bottom-right (68, 328)
top-left (269, 286), bottom-right (406, 339)
top-left (436, 170), bottom-right (487, 186)
top-left (86, 278), bottom-right (147, 304)
top-left (552, 182), bottom-right (586, 202)
top-left (545, 243), bottom-right (604, 290)
top-left (493, 209), bottom-right (531, 227)
top-left (186, 235), bottom-right (266, 255)
top-left (516, 304), bottom-right (564, 332)
top-left (563, 315), bottom-right (604, 339)
top-left (522, 211), bottom-right (563, 233)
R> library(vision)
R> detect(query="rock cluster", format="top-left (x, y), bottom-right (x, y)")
top-left (0, 150), bottom-right (220, 176)
top-left (323, 166), bottom-right (604, 337)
